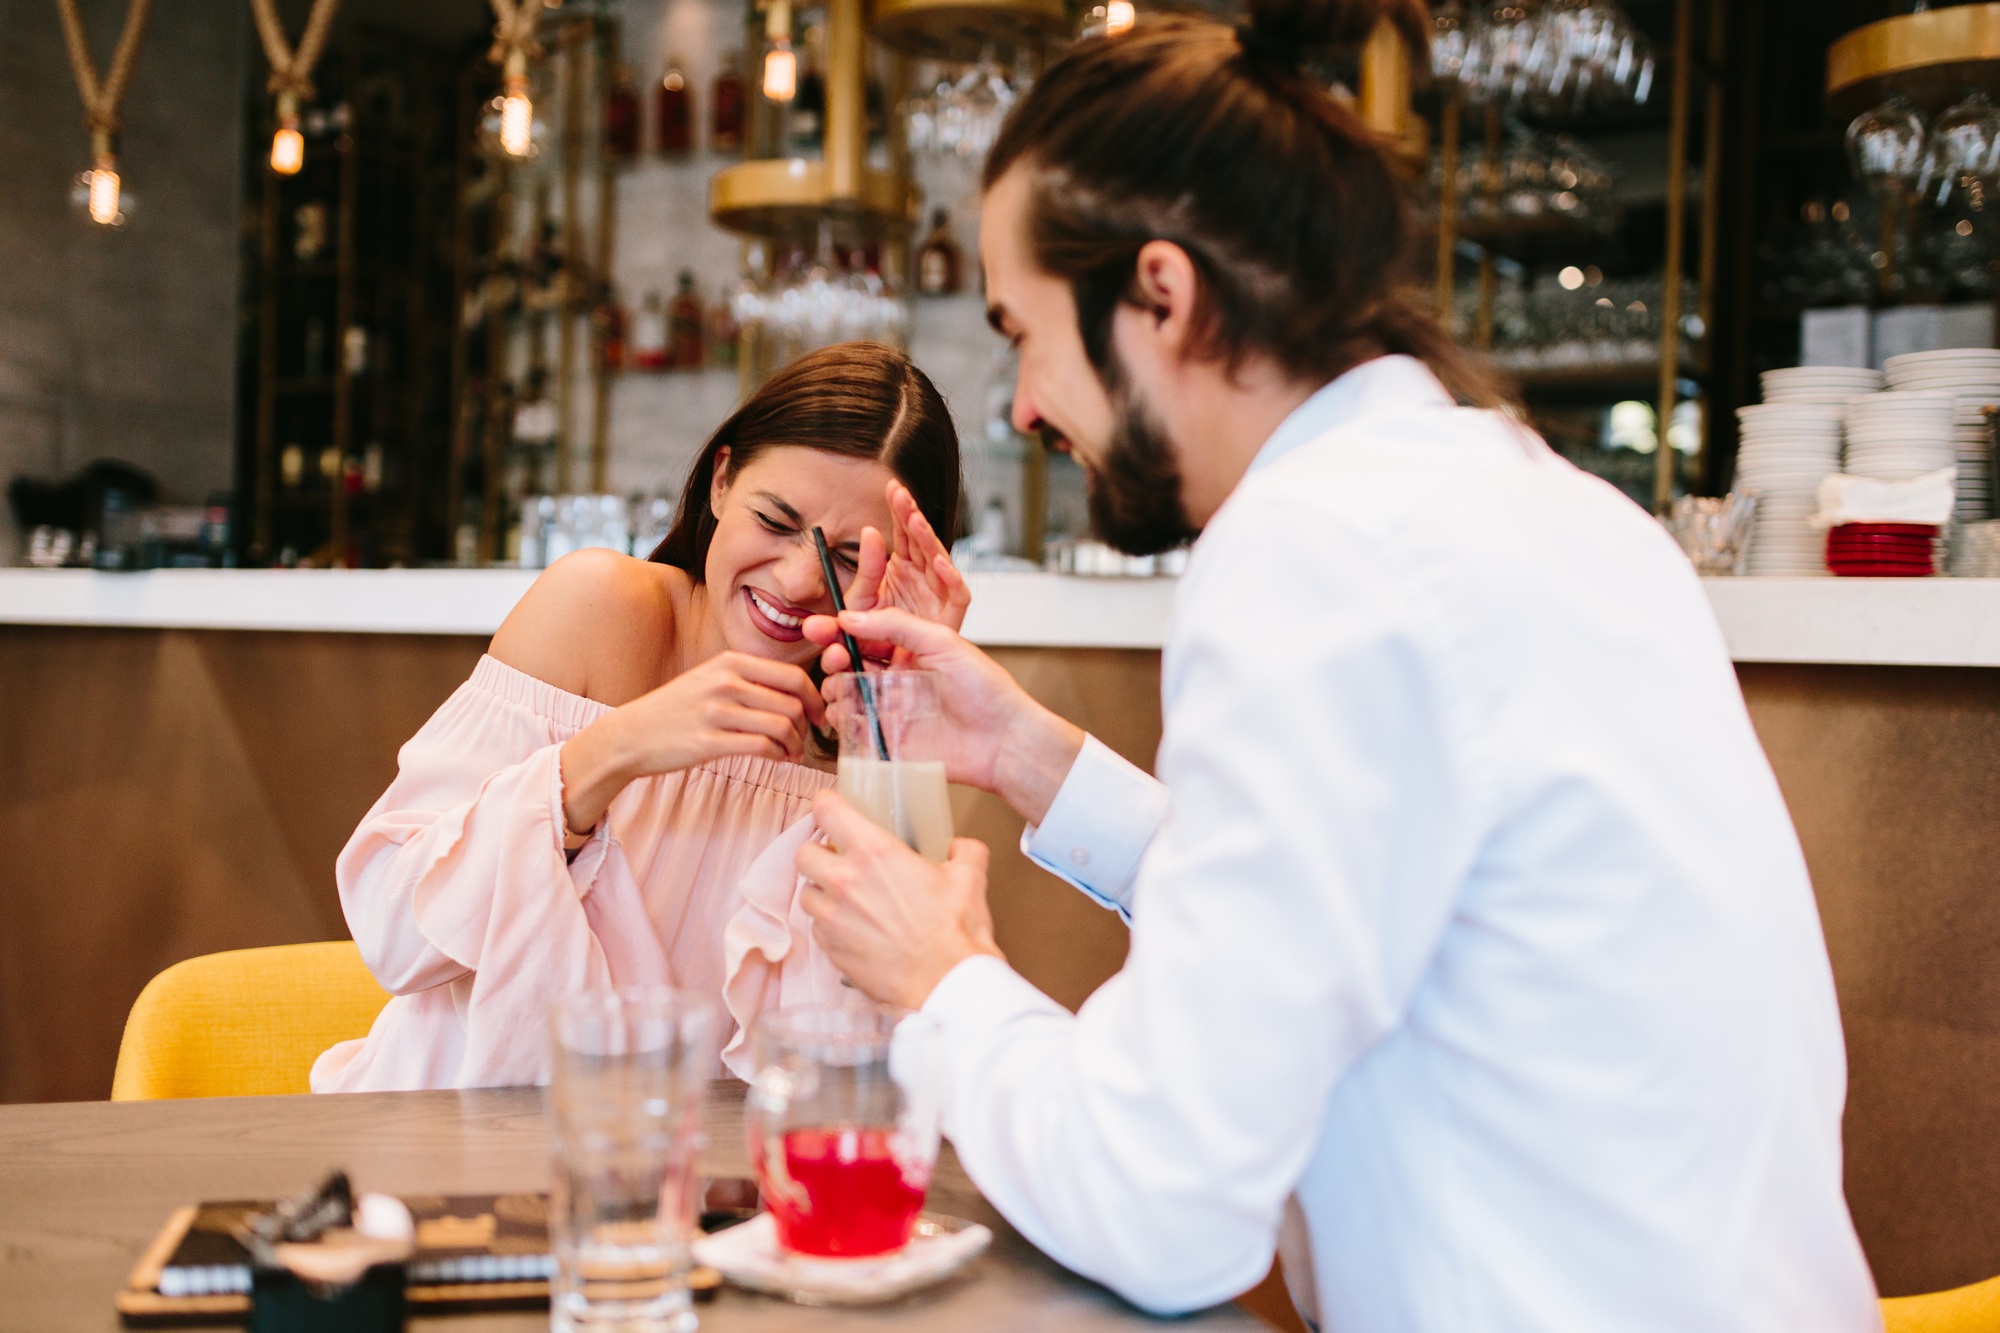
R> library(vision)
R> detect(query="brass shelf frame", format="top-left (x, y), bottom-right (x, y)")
top-left (1828, 3), bottom-right (2000, 120)
top-left (868, 0), bottom-right (1066, 63)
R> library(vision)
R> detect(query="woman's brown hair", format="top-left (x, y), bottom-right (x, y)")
top-left (648, 341), bottom-right (961, 575)
top-left (983, 0), bottom-right (1509, 410)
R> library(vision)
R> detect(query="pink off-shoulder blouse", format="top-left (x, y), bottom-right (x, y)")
top-left (310, 654), bottom-right (846, 1092)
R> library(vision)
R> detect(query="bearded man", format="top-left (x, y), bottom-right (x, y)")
top-left (792, 1), bottom-right (1882, 1329)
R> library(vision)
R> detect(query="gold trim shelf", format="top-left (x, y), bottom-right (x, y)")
top-left (708, 158), bottom-right (918, 242)
top-left (1828, 3), bottom-right (2000, 119)
top-left (868, 0), bottom-right (1067, 62)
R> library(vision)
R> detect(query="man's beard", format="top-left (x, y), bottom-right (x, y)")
top-left (1076, 348), bottom-right (1199, 557)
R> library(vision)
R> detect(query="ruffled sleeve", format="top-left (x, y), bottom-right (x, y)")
top-left (314, 656), bottom-right (672, 1091)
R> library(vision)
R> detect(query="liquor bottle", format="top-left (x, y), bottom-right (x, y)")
top-left (632, 290), bottom-right (668, 370)
top-left (294, 201), bottom-right (328, 261)
top-left (606, 62), bottom-right (641, 161)
top-left (657, 57), bottom-right (694, 156)
top-left (917, 210), bottom-right (962, 296)
top-left (667, 270), bottom-right (705, 370)
top-left (790, 41), bottom-right (824, 154)
top-left (711, 53), bottom-right (745, 153)
top-left (707, 291), bottom-right (740, 369)
top-left (592, 292), bottom-right (628, 372)
top-left (303, 317), bottom-right (327, 377)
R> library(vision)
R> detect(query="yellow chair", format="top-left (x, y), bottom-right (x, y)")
top-left (111, 942), bottom-right (391, 1100)
top-left (1882, 1274), bottom-right (2000, 1333)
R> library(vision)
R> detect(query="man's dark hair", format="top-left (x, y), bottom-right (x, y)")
top-left (984, 0), bottom-right (1508, 410)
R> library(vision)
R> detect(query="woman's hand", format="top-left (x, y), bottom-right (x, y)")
top-left (843, 480), bottom-right (970, 664)
top-left (559, 652), bottom-right (825, 836)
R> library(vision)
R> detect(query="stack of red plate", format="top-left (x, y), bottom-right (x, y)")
top-left (1824, 522), bottom-right (1939, 577)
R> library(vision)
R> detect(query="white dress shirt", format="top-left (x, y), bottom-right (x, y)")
top-left (921, 356), bottom-right (1881, 1331)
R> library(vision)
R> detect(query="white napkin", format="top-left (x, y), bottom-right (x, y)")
top-left (692, 1212), bottom-right (991, 1305)
top-left (1811, 467), bottom-right (1958, 528)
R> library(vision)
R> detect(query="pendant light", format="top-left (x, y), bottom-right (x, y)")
top-left (54, 0), bottom-right (154, 228)
top-left (249, 0), bottom-right (342, 177)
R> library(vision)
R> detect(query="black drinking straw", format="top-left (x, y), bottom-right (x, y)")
top-left (811, 527), bottom-right (890, 761)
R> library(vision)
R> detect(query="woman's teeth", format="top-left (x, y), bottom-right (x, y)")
top-left (749, 590), bottom-right (802, 628)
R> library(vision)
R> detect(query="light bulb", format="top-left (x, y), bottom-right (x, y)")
top-left (763, 44), bottom-right (797, 102)
top-left (271, 91), bottom-right (305, 175)
top-left (1105, 0), bottom-right (1135, 35)
top-left (500, 80), bottom-right (535, 158)
top-left (271, 124), bottom-right (305, 174)
top-left (87, 164), bottom-right (122, 226)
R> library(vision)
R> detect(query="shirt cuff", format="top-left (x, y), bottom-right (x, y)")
top-left (1020, 734), bottom-right (1168, 920)
top-left (920, 954), bottom-right (1072, 1147)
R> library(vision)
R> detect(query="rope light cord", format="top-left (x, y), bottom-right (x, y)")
top-left (486, 0), bottom-right (546, 66)
top-left (53, 0), bottom-right (155, 135)
top-left (247, 0), bottom-right (342, 100)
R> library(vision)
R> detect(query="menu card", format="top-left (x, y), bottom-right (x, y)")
top-left (116, 1193), bottom-right (553, 1324)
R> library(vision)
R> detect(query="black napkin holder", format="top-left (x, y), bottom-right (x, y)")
top-left (250, 1262), bottom-right (405, 1333)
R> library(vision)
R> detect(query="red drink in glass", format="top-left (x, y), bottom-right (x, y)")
top-left (765, 1125), bottom-right (927, 1257)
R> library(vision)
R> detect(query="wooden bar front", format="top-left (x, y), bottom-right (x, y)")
top-left (1, 625), bottom-right (1996, 1296)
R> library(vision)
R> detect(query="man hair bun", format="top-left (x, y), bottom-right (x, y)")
top-left (1240, 0), bottom-right (1429, 61)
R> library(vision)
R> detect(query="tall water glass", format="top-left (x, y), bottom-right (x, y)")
top-left (746, 1001), bottom-right (944, 1257)
top-left (549, 988), bottom-right (721, 1333)
top-left (826, 670), bottom-right (953, 862)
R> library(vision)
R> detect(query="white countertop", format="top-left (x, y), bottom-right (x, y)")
top-left (0, 567), bottom-right (1995, 668)
top-left (0, 569), bottom-right (1179, 649)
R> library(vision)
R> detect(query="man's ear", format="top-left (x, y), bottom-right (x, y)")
top-left (709, 445), bottom-right (733, 520)
top-left (1129, 239), bottom-right (1200, 361)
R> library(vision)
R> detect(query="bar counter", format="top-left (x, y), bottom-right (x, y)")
top-left (1, 568), bottom-right (1999, 663)
top-left (2, 569), bottom-right (1999, 1297)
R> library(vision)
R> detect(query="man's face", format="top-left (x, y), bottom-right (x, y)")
top-left (980, 166), bottom-right (1196, 555)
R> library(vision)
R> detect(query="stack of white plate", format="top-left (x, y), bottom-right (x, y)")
top-left (1949, 520), bottom-right (2000, 576)
top-left (1884, 351), bottom-right (2000, 519)
top-left (1759, 366), bottom-right (1884, 405)
top-left (1842, 391), bottom-right (1956, 482)
top-left (1949, 400), bottom-right (1994, 521)
top-left (1735, 402), bottom-right (1844, 576)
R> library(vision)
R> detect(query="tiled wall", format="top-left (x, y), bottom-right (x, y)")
top-left (0, 0), bottom-right (1071, 562)
top-left (0, 0), bottom-right (247, 559)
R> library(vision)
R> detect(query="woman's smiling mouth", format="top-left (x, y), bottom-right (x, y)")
top-left (745, 587), bottom-right (809, 641)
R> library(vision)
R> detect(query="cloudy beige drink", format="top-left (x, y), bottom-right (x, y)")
top-left (837, 757), bottom-right (953, 862)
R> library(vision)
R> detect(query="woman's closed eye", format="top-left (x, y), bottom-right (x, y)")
top-left (756, 511), bottom-right (858, 572)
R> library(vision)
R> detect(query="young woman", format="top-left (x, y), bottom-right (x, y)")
top-left (313, 343), bottom-right (966, 1091)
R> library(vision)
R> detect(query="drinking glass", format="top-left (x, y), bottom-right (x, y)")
top-left (745, 1001), bottom-right (944, 1258)
top-left (825, 670), bottom-right (953, 863)
top-left (1848, 96), bottom-right (1928, 199)
top-left (549, 988), bottom-right (722, 1333)
top-left (1923, 90), bottom-right (2000, 205)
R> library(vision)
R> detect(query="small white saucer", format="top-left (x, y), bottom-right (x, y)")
top-left (691, 1212), bottom-right (991, 1307)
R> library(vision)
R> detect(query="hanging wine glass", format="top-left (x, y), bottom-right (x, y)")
top-left (1430, 0), bottom-right (1471, 92)
top-left (1923, 89), bottom-right (2000, 206)
top-left (1847, 96), bottom-right (1928, 199)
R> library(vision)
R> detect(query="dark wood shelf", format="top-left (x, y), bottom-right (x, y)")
top-left (1508, 361), bottom-right (1706, 404)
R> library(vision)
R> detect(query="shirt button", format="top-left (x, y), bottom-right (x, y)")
top-left (1069, 848), bottom-right (1091, 868)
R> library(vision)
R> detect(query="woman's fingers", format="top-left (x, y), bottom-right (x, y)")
top-left (711, 703), bottom-right (803, 758)
top-left (927, 551), bottom-right (972, 629)
top-left (718, 653), bottom-right (827, 728)
top-left (845, 527), bottom-right (890, 612)
top-left (887, 481), bottom-right (919, 565)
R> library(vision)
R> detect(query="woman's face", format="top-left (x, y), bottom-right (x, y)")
top-left (703, 444), bottom-right (898, 663)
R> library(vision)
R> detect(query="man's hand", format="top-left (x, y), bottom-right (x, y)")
top-left (802, 607), bottom-right (1085, 825)
top-left (797, 791), bottom-right (1004, 1010)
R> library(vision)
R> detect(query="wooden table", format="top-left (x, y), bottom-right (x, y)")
top-left (0, 1083), bottom-right (1260, 1332)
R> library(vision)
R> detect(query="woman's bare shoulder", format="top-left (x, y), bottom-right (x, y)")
top-left (488, 550), bottom-right (689, 704)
